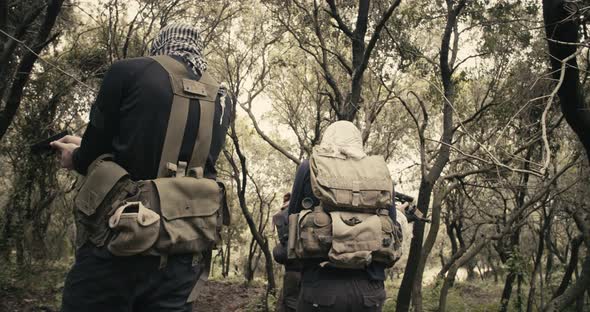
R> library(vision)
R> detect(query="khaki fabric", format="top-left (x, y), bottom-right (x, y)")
top-left (310, 146), bottom-right (393, 211)
top-left (75, 156), bottom-right (128, 216)
top-left (153, 176), bottom-right (222, 254)
top-left (73, 156), bottom-right (134, 249)
top-left (287, 213), bottom-right (299, 260)
top-left (372, 215), bottom-right (403, 267)
top-left (317, 120), bottom-right (366, 160)
top-left (291, 207), bottom-right (332, 259)
top-left (290, 120), bottom-right (401, 268)
top-left (289, 208), bottom-right (401, 268)
top-left (327, 211), bottom-right (382, 268)
top-left (149, 55), bottom-right (219, 177)
top-left (107, 201), bottom-right (160, 256)
top-left (74, 156), bottom-right (226, 257)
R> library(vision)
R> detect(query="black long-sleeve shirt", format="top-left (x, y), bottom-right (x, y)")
top-left (288, 159), bottom-right (396, 282)
top-left (73, 56), bottom-right (231, 180)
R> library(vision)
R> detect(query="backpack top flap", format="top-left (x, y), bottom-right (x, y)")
top-left (310, 147), bottom-right (393, 211)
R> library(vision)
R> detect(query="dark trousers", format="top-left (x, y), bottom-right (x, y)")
top-left (296, 278), bottom-right (386, 312)
top-left (61, 244), bottom-right (200, 312)
top-left (276, 270), bottom-right (302, 312)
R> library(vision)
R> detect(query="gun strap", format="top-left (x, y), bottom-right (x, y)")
top-left (149, 55), bottom-right (219, 177)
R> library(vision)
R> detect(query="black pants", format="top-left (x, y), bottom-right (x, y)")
top-left (61, 244), bottom-right (200, 312)
top-left (296, 278), bottom-right (386, 312)
top-left (277, 270), bottom-right (302, 312)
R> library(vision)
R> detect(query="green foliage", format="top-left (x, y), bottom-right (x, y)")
top-left (383, 280), bottom-right (503, 312)
top-left (0, 259), bottom-right (71, 311)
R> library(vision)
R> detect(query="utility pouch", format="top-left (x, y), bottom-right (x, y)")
top-left (327, 211), bottom-right (383, 269)
top-left (287, 213), bottom-right (299, 260)
top-left (371, 214), bottom-right (402, 267)
top-left (273, 208), bottom-right (290, 245)
top-left (294, 207), bottom-right (332, 259)
top-left (152, 177), bottom-right (222, 254)
top-left (107, 201), bottom-right (160, 256)
top-left (272, 207), bottom-right (290, 264)
top-left (73, 155), bottom-right (134, 248)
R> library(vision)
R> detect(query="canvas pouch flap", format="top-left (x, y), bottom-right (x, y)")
top-left (153, 177), bottom-right (221, 254)
top-left (75, 156), bottom-right (128, 216)
top-left (327, 211), bottom-right (382, 269)
top-left (310, 147), bottom-right (393, 211)
top-left (107, 201), bottom-right (160, 256)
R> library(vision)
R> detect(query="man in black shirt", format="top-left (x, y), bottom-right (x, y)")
top-left (51, 24), bottom-right (231, 312)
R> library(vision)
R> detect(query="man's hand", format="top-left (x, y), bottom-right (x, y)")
top-left (396, 202), bottom-right (410, 211)
top-left (50, 135), bottom-right (82, 170)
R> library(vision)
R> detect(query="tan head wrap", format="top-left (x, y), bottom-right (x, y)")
top-left (318, 121), bottom-right (366, 160)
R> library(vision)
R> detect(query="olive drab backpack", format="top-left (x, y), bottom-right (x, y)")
top-left (72, 54), bottom-right (230, 262)
top-left (287, 145), bottom-right (402, 269)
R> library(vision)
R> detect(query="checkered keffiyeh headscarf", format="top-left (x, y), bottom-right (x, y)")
top-left (149, 24), bottom-right (208, 75)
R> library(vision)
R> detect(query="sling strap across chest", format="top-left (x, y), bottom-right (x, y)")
top-left (149, 55), bottom-right (220, 178)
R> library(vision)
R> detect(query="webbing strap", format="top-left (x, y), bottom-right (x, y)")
top-left (157, 95), bottom-right (189, 178)
top-left (150, 55), bottom-right (219, 177)
top-left (188, 77), bottom-right (215, 169)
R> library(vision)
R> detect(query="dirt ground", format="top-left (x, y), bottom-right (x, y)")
top-left (0, 286), bottom-right (58, 312)
top-left (0, 280), bottom-right (264, 312)
top-left (192, 280), bottom-right (265, 312)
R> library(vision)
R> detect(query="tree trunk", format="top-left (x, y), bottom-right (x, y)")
top-left (412, 184), bottom-right (453, 312)
top-left (0, 0), bottom-right (64, 142)
top-left (543, 253), bottom-right (590, 312)
top-left (500, 272), bottom-right (517, 312)
top-left (543, 0), bottom-right (590, 158)
top-left (225, 95), bottom-right (276, 292)
top-left (552, 236), bottom-right (583, 299)
top-left (526, 213), bottom-right (550, 312)
top-left (438, 239), bottom-right (487, 312)
top-left (396, 1), bottom-right (464, 309)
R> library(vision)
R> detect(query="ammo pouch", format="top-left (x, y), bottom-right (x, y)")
top-left (330, 210), bottom-right (401, 268)
top-left (74, 157), bottom-right (228, 256)
top-left (73, 155), bottom-right (136, 249)
top-left (107, 201), bottom-right (160, 256)
top-left (150, 176), bottom-right (223, 254)
top-left (287, 206), bottom-right (402, 269)
top-left (292, 206), bottom-right (333, 259)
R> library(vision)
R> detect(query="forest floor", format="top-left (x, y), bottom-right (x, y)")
top-left (1, 262), bottom-right (565, 312)
top-left (191, 279), bottom-right (266, 312)
top-left (0, 260), bottom-right (268, 312)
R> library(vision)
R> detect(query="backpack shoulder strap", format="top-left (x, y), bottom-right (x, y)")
top-left (149, 55), bottom-right (219, 178)
top-left (188, 71), bottom-right (219, 173)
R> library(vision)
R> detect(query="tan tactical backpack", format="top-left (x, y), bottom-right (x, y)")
top-left (72, 55), bottom-right (230, 259)
top-left (288, 146), bottom-right (402, 268)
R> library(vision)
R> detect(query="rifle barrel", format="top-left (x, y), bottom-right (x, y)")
top-left (395, 192), bottom-right (414, 203)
